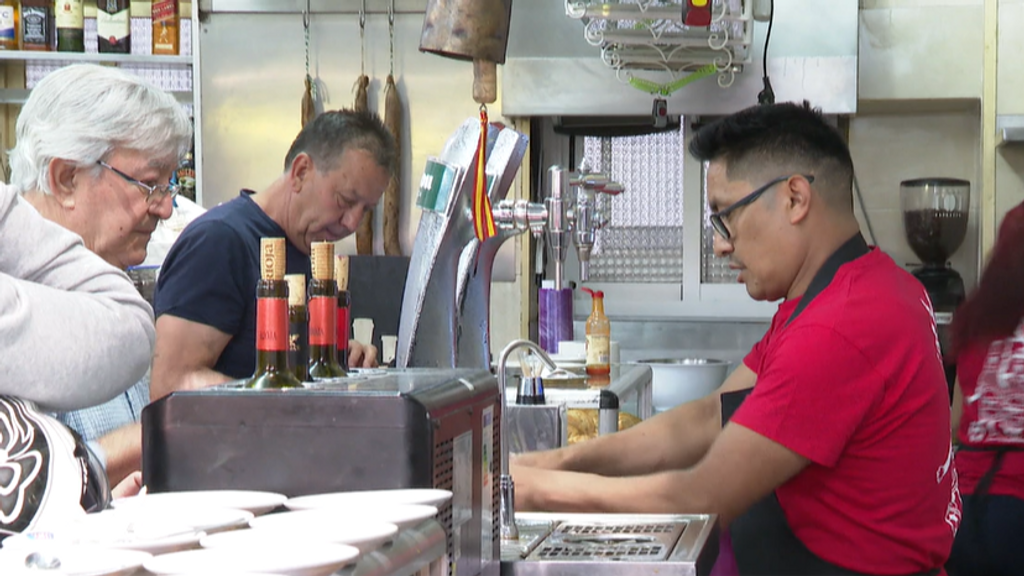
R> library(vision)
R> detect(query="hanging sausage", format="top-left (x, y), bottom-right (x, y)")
top-left (354, 1), bottom-right (374, 255)
top-left (300, 0), bottom-right (316, 127)
top-left (382, 2), bottom-right (402, 257)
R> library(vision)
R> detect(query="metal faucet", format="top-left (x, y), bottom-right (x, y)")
top-left (567, 160), bottom-right (624, 282)
top-left (496, 339), bottom-right (559, 541)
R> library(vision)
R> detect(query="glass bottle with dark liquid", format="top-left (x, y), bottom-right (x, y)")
top-left (335, 255), bottom-right (351, 370)
top-left (247, 238), bottom-right (303, 390)
top-left (96, 0), bottom-right (129, 53)
top-left (285, 274), bottom-right (310, 383)
top-left (307, 242), bottom-right (347, 379)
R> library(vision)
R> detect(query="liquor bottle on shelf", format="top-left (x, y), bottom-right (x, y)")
top-left (307, 241), bottom-right (346, 379)
top-left (335, 255), bottom-right (351, 370)
top-left (96, 0), bottom-right (129, 53)
top-left (0, 0), bottom-right (18, 50)
top-left (150, 0), bottom-right (178, 55)
top-left (247, 238), bottom-right (303, 390)
top-left (54, 0), bottom-right (82, 52)
top-left (20, 0), bottom-right (52, 51)
top-left (285, 274), bottom-right (310, 383)
top-left (176, 152), bottom-right (195, 202)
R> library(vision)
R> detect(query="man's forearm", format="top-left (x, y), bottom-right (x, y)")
top-left (520, 394), bottom-right (721, 477)
top-left (150, 367), bottom-right (232, 402)
top-left (98, 422), bottom-right (142, 488)
top-left (516, 466), bottom-right (713, 518)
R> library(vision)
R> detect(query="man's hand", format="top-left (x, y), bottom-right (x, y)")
top-left (510, 460), bottom-right (547, 511)
top-left (111, 471), bottom-right (144, 499)
top-left (348, 340), bottom-right (379, 368)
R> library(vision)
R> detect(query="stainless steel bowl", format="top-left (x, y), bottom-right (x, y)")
top-left (634, 358), bottom-right (730, 410)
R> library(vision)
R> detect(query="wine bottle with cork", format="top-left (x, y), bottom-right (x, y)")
top-left (335, 255), bottom-right (351, 370)
top-left (285, 274), bottom-right (310, 383)
top-left (307, 241), bottom-right (347, 379)
top-left (248, 238), bottom-right (303, 390)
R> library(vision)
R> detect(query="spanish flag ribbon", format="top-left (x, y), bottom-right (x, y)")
top-left (472, 106), bottom-right (497, 242)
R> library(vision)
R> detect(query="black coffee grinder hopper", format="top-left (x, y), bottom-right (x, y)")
top-left (900, 178), bottom-right (971, 397)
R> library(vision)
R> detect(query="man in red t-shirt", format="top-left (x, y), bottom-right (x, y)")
top-left (512, 101), bottom-right (958, 575)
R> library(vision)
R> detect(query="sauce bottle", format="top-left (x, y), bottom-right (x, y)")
top-left (581, 287), bottom-right (610, 376)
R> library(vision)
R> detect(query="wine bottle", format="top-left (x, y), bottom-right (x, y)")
top-left (285, 274), bottom-right (310, 383)
top-left (96, 0), bottom-right (129, 53)
top-left (21, 0), bottom-right (52, 51)
top-left (307, 241), bottom-right (346, 379)
top-left (335, 255), bottom-right (351, 370)
top-left (54, 0), bottom-right (83, 52)
top-left (248, 238), bottom-right (303, 390)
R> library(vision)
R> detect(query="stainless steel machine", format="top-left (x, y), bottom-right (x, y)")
top-left (141, 368), bottom-right (501, 576)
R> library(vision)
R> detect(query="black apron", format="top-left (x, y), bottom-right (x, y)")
top-left (955, 444), bottom-right (1024, 533)
top-left (720, 233), bottom-right (940, 576)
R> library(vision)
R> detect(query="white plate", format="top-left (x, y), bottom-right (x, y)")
top-left (75, 506), bottom-right (254, 536)
top-left (111, 490), bottom-right (287, 516)
top-left (0, 545), bottom-right (151, 576)
top-left (3, 510), bottom-right (207, 555)
top-left (160, 569), bottom-right (288, 573)
top-left (286, 489), bottom-right (452, 511)
top-left (144, 543), bottom-right (360, 576)
top-left (209, 520), bottom-right (397, 554)
top-left (251, 504), bottom-right (437, 532)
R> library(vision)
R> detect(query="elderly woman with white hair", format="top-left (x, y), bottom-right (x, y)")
top-left (13, 63), bottom-right (193, 491)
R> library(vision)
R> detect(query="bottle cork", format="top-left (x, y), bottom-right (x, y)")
top-left (335, 255), bottom-right (350, 291)
top-left (260, 237), bottom-right (286, 280)
top-left (311, 241), bottom-right (335, 280)
top-left (285, 274), bottom-right (306, 307)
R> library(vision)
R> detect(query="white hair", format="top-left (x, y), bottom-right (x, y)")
top-left (9, 63), bottom-right (193, 195)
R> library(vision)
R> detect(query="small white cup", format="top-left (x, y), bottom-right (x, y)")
top-left (381, 335), bottom-right (398, 365)
top-left (352, 318), bottom-right (375, 346)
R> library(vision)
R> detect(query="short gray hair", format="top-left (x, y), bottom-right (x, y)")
top-left (9, 63), bottom-right (193, 195)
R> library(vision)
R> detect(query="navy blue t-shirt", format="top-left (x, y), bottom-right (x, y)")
top-left (155, 191), bottom-right (310, 380)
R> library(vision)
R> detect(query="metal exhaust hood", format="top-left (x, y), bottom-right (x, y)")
top-left (502, 0), bottom-right (858, 117)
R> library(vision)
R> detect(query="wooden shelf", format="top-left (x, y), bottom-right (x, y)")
top-left (0, 51), bottom-right (191, 66)
top-left (0, 88), bottom-right (192, 105)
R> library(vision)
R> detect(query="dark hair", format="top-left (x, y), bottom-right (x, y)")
top-left (688, 101), bottom-right (855, 207)
top-left (950, 201), bottom-right (1024, 356)
top-left (283, 109), bottom-right (397, 175)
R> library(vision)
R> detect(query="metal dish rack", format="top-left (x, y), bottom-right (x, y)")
top-left (565, 0), bottom-right (752, 88)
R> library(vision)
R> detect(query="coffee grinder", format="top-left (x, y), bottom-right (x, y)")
top-left (900, 178), bottom-right (971, 398)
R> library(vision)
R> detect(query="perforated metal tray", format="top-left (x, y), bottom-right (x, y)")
top-left (503, 512), bottom-right (718, 576)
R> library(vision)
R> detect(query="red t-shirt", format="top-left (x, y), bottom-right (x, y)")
top-left (735, 248), bottom-right (959, 574)
top-left (955, 324), bottom-right (1024, 501)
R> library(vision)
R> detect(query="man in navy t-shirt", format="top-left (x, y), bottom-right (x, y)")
top-left (151, 110), bottom-right (396, 399)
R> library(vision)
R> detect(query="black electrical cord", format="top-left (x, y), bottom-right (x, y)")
top-left (757, 0), bottom-right (775, 105)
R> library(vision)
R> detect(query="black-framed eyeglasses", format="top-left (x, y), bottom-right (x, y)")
top-left (97, 160), bottom-right (179, 205)
top-left (709, 174), bottom-right (815, 240)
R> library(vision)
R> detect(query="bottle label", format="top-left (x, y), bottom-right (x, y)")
top-left (152, 0), bottom-right (177, 53)
top-left (256, 298), bottom-right (288, 352)
top-left (308, 296), bottom-right (337, 346)
top-left (55, 0), bottom-right (84, 28)
top-left (586, 334), bottom-right (610, 366)
top-left (97, 4), bottom-right (129, 43)
top-left (288, 319), bottom-right (309, 374)
top-left (336, 306), bottom-right (350, 351)
top-left (0, 6), bottom-right (15, 40)
top-left (22, 8), bottom-right (48, 45)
